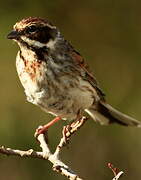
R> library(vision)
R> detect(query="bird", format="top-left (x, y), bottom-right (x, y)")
top-left (7, 17), bottom-right (141, 134)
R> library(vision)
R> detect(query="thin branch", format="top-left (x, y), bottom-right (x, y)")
top-left (0, 146), bottom-right (44, 159)
top-left (108, 163), bottom-right (124, 180)
top-left (0, 117), bottom-right (87, 180)
top-left (112, 172), bottom-right (124, 180)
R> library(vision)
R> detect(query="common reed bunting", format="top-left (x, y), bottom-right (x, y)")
top-left (7, 17), bottom-right (141, 134)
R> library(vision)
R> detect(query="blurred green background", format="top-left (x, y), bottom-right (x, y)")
top-left (0, 0), bottom-right (141, 179)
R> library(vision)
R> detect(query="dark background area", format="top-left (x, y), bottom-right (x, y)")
top-left (0, 0), bottom-right (141, 179)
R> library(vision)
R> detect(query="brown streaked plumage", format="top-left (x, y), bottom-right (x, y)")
top-left (14, 17), bottom-right (55, 31)
top-left (7, 17), bottom-right (141, 134)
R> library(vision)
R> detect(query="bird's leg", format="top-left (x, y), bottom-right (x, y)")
top-left (35, 116), bottom-right (62, 137)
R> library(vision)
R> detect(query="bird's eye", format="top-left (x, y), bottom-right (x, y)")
top-left (27, 25), bottom-right (37, 33)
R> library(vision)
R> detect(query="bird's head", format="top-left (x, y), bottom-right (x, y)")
top-left (7, 17), bottom-right (59, 49)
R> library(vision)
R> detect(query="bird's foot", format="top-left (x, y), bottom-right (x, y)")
top-left (34, 116), bottom-right (62, 139)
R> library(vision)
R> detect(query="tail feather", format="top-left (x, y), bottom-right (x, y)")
top-left (86, 101), bottom-right (141, 127)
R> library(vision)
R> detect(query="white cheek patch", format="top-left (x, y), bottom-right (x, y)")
top-left (46, 39), bottom-right (56, 49)
top-left (21, 35), bottom-right (57, 50)
top-left (21, 36), bottom-right (45, 48)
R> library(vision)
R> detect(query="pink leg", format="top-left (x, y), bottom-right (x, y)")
top-left (36, 116), bottom-right (62, 135)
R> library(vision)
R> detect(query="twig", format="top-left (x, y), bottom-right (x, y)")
top-left (108, 163), bottom-right (124, 180)
top-left (0, 116), bottom-right (87, 180)
top-left (0, 146), bottom-right (43, 159)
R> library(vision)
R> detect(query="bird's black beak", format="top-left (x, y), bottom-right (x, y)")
top-left (7, 30), bottom-right (20, 40)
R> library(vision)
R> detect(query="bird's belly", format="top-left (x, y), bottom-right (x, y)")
top-left (19, 74), bottom-right (95, 120)
top-left (34, 85), bottom-right (95, 120)
top-left (37, 78), bottom-right (97, 120)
